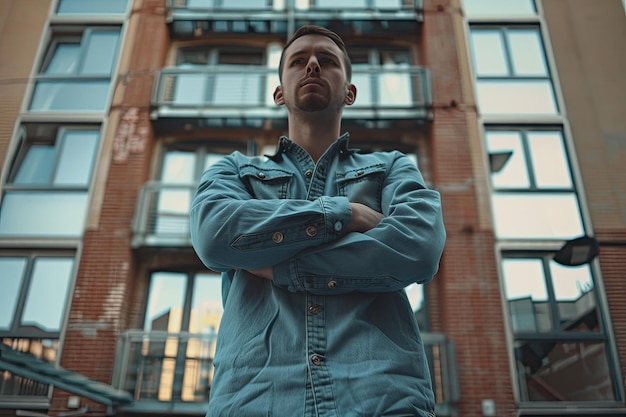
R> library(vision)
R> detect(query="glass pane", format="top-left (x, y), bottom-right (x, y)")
top-left (189, 273), bottom-right (223, 334)
top-left (57, 0), bottom-right (128, 14)
top-left (375, 0), bottom-right (402, 8)
top-left (476, 81), bottom-right (557, 115)
top-left (161, 151), bottom-right (196, 184)
top-left (509, 30), bottom-right (547, 76)
top-left (82, 31), bottom-right (120, 75)
top-left (549, 262), bottom-right (598, 331)
top-left (45, 44), bottom-right (80, 74)
top-left (13, 145), bottom-right (55, 185)
top-left (351, 73), bottom-right (372, 106)
top-left (378, 73), bottom-right (412, 106)
top-left (21, 258), bottom-right (74, 332)
top-left (502, 259), bottom-right (551, 332)
top-left (30, 81), bottom-right (110, 111)
top-left (155, 190), bottom-right (192, 235)
top-left (213, 73), bottom-right (262, 106)
top-left (527, 132), bottom-right (572, 188)
top-left (54, 130), bottom-right (99, 186)
top-left (187, 0), bottom-right (215, 9)
top-left (144, 272), bottom-right (187, 331)
top-left (486, 131), bottom-right (530, 189)
top-left (0, 192), bottom-right (88, 237)
top-left (492, 193), bottom-right (584, 239)
top-left (314, 0), bottom-right (367, 8)
top-left (174, 73), bottom-right (207, 105)
top-left (0, 258), bottom-right (27, 329)
top-left (204, 153), bottom-right (225, 170)
top-left (515, 341), bottom-right (615, 401)
top-left (220, 0), bottom-right (266, 8)
top-left (463, 0), bottom-right (536, 17)
top-left (470, 31), bottom-right (507, 76)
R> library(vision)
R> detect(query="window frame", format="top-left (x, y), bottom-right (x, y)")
top-left (499, 251), bottom-right (623, 405)
top-left (0, 252), bottom-right (76, 339)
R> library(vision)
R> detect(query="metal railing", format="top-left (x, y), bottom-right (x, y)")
top-left (152, 66), bottom-right (432, 120)
top-left (113, 330), bottom-right (217, 404)
top-left (112, 330), bottom-right (456, 414)
top-left (166, 0), bottom-right (423, 13)
top-left (131, 182), bottom-right (196, 248)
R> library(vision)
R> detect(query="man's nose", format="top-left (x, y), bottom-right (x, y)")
top-left (306, 57), bottom-right (320, 75)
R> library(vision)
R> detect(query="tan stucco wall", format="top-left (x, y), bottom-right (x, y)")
top-left (542, 0), bottom-right (626, 233)
top-left (0, 0), bottom-right (51, 178)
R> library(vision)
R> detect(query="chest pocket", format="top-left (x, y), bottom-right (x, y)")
top-left (240, 165), bottom-right (293, 199)
top-left (336, 163), bottom-right (386, 213)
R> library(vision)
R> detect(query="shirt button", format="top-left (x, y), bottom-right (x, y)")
top-left (311, 355), bottom-right (322, 366)
top-left (305, 226), bottom-right (318, 237)
top-left (327, 280), bottom-right (337, 289)
top-left (333, 221), bottom-right (343, 232)
top-left (308, 305), bottom-right (320, 315)
top-left (305, 169), bottom-right (313, 177)
top-left (257, 172), bottom-right (266, 179)
top-left (272, 232), bottom-right (284, 243)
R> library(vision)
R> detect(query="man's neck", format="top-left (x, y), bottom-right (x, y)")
top-left (287, 112), bottom-right (342, 163)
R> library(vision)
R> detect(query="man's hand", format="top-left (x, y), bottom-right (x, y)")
top-left (345, 203), bottom-right (384, 233)
top-left (246, 266), bottom-right (274, 280)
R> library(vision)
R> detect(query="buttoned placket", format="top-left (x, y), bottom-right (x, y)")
top-left (295, 145), bottom-right (339, 417)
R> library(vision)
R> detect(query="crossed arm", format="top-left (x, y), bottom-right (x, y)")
top-left (190, 153), bottom-right (445, 294)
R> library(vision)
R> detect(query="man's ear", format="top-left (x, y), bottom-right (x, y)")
top-left (345, 84), bottom-right (357, 106)
top-left (273, 86), bottom-right (285, 106)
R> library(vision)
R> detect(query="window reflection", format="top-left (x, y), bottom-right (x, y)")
top-left (515, 341), bottom-right (614, 401)
top-left (0, 258), bottom-right (27, 330)
top-left (502, 259), bottom-right (551, 333)
top-left (21, 258), bottom-right (74, 332)
top-left (144, 272), bottom-right (186, 331)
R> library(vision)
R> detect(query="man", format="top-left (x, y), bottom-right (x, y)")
top-left (190, 25), bottom-right (445, 417)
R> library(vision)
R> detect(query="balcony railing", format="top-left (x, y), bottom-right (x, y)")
top-left (165, 0), bottom-right (424, 35)
top-left (112, 330), bottom-right (216, 413)
top-left (112, 330), bottom-right (457, 414)
top-left (152, 66), bottom-right (432, 122)
top-left (131, 181), bottom-right (195, 248)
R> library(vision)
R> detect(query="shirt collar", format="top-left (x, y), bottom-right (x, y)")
top-left (265, 132), bottom-right (356, 162)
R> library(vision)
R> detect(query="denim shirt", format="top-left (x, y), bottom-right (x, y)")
top-left (190, 133), bottom-right (445, 417)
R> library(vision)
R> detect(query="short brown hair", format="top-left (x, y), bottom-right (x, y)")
top-left (278, 25), bottom-right (352, 83)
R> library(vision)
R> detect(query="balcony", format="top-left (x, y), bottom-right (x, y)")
top-left (112, 330), bottom-right (216, 413)
top-left (112, 330), bottom-right (457, 414)
top-left (151, 65), bottom-right (432, 130)
top-left (165, 0), bottom-right (424, 37)
top-left (131, 182), bottom-right (195, 248)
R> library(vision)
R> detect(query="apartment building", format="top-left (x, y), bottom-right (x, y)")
top-left (0, 0), bottom-right (624, 416)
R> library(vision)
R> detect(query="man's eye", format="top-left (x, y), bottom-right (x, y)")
top-left (291, 59), bottom-right (304, 65)
top-left (320, 58), bottom-right (335, 64)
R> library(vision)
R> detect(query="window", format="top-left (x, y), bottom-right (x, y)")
top-left (501, 254), bottom-right (619, 403)
top-left (463, 0), bottom-right (536, 17)
top-left (134, 141), bottom-right (246, 245)
top-left (172, 46), bottom-right (266, 107)
top-left (469, 27), bottom-right (557, 115)
top-left (56, 0), bottom-right (128, 14)
top-left (486, 128), bottom-right (583, 239)
top-left (0, 125), bottom-right (100, 237)
top-left (348, 45), bottom-right (418, 108)
top-left (131, 271), bottom-right (222, 401)
top-left (30, 28), bottom-right (120, 111)
top-left (0, 253), bottom-right (74, 399)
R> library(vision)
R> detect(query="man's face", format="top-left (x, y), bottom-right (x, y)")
top-left (275, 34), bottom-right (355, 113)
